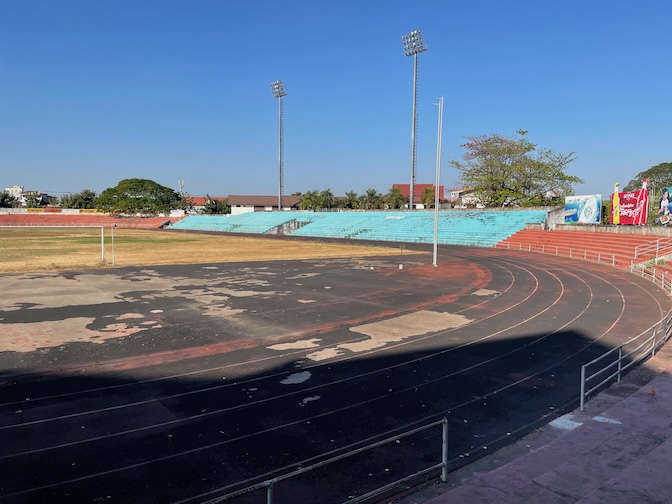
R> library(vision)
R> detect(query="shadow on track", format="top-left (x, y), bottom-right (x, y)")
top-left (0, 329), bottom-right (630, 504)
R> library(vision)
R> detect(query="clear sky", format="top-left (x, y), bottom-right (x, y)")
top-left (1, 0), bottom-right (670, 199)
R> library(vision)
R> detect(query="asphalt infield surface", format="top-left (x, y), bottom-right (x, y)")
top-left (0, 245), bottom-right (670, 504)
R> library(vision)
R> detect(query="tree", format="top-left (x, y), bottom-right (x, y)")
top-left (201, 195), bottom-right (230, 215)
top-left (24, 193), bottom-right (43, 208)
top-left (175, 180), bottom-right (195, 214)
top-left (61, 189), bottom-right (97, 209)
top-left (96, 178), bottom-right (181, 215)
top-left (421, 186), bottom-right (435, 208)
top-left (344, 191), bottom-right (360, 209)
top-left (385, 186), bottom-right (407, 209)
top-left (360, 188), bottom-right (383, 210)
top-left (623, 162), bottom-right (672, 193)
top-left (0, 192), bottom-right (17, 208)
top-left (299, 190), bottom-right (321, 211)
top-left (450, 130), bottom-right (581, 207)
top-left (320, 189), bottom-right (334, 209)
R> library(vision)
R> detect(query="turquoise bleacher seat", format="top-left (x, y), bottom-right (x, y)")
top-left (171, 209), bottom-right (548, 247)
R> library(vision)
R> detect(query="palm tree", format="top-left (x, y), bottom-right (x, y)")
top-left (320, 189), bottom-right (334, 209)
top-left (344, 191), bottom-right (359, 209)
top-left (299, 190), bottom-right (320, 211)
top-left (385, 186), bottom-right (407, 209)
top-left (421, 186), bottom-right (435, 208)
top-left (360, 188), bottom-right (383, 210)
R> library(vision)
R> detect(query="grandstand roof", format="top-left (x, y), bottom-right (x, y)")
top-left (191, 196), bottom-right (227, 206)
top-left (393, 184), bottom-right (446, 201)
top-left (227, 195), bottom-right (301, 208)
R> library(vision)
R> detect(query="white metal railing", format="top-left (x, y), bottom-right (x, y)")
top-left (580, 307), bottom-right (672, 411)
top-left (204, 418), bottom-right (448, 504)
top-left (497, 242), bottom-right (617, 267)
top-left (629, 263), bottom-right (672, 296)
top-left (634, 236), bottom-right (672, 261)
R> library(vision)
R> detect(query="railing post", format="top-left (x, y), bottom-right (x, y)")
top-left (580, 365), bottom-right (586, 411)
top-left (617, 348), bottom-right (623, 383)
top-left (652, 327), bottom-right (657, 357)
top-left (441, 418), bottom-right (448, 483)
top-left (267, 481), bottom-right (274, 504)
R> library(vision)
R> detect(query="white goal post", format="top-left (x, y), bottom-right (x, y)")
top-left (0, 225), bottom-right (106, 263)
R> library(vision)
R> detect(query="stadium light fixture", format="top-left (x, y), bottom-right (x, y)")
top-left (271, 80), bottom-right (287, 210)
top-left (401, 29), bottom-right (428, 210)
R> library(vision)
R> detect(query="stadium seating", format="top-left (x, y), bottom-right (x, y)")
top-left (496, 228), bottom-right (663, 268)
top-left (172, 209), bottom-right (549, 247)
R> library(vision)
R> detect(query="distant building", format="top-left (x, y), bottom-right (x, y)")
top-left (3, 186), bottom-right (56, 207)
top-left (392, 184), bottom-right (447, 209)
top-left (227, 195), bottom-right (301, 214)
top-left (20, 190), bottom-right (54, 207)
top-left (449, 187), bottom-right (483, 208)
top-left (191, 196), bottom-right (228, 214)
top-left (4, 185), bottom-right (24, 198)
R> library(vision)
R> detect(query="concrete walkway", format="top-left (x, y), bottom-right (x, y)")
top-left (400, 340), bottom-right (672, 504)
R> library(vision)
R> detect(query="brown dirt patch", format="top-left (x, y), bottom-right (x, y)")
top-left (0, 228), bottom-right (422, 273)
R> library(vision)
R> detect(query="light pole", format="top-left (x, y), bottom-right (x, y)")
top-left (402, 29), bottom-right (428, 210)
top-left (271, 80), bottom-right (287, 211)
top-left (433, 96), bottom-right (444, 267)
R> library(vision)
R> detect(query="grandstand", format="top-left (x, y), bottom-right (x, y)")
top-left (170, 209), bottom-right (550, 246)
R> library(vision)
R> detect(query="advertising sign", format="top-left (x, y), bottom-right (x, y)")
top-left (564, 194), bottom-right (602, 224)
top-left (615, 188), bottom-right (648, 225)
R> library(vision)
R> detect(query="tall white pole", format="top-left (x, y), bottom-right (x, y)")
top-left (432, 96), bottom-right (444, 267)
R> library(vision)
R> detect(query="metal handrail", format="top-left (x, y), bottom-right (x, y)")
top-left (207, 418), bottom-right (448, 504)
top-left (630, 263), bottom-right (672, 295)
top-left (497, 242), bottom-right (617, 267)
top-left (634, 236), bottom-right (672, 261)
top-left (580, 307), bottom-right (672, 411)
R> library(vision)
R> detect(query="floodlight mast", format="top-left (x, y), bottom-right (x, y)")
top-left (401, 29), bottom-right (428, 210)
top-left (271, 80), bottom-right (287, 211)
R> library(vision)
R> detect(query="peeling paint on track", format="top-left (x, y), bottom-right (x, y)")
top-left (0, 248), bottom-right (669, 504)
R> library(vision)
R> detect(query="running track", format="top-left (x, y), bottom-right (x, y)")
top-left (0, 246), bottom-right (669, 503)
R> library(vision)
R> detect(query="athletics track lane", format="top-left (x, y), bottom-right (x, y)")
top-left (0, 246), bottom-right (669, 503)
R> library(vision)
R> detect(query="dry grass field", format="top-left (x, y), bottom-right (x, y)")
top-left (0, 227), bottom-right (423, 273)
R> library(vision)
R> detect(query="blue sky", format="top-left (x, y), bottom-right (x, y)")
top-left (1, 0), bottom-right (670, 199)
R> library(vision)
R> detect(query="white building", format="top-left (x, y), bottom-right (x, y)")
top-left (4, 185), bottom-right (24, 198)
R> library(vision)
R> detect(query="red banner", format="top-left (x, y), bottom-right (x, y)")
top-left (613, 189), bottom-right (648, 225)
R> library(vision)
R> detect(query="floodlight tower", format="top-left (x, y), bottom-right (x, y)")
top-left (401, 29), bottom-right (428, 210)
top-left (271, 80), bottom-right (287, 211)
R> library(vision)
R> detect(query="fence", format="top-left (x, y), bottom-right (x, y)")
top-left (634, 236), bottom-right (672, 262)
top-left (580, 307), bottom-right (672, 411)
top-left (497, 242), bottom-right (617, 267)
top-left (630, 263), bottom-right (672, 295)
top-left (202, 418), bottom-right (448, 504)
